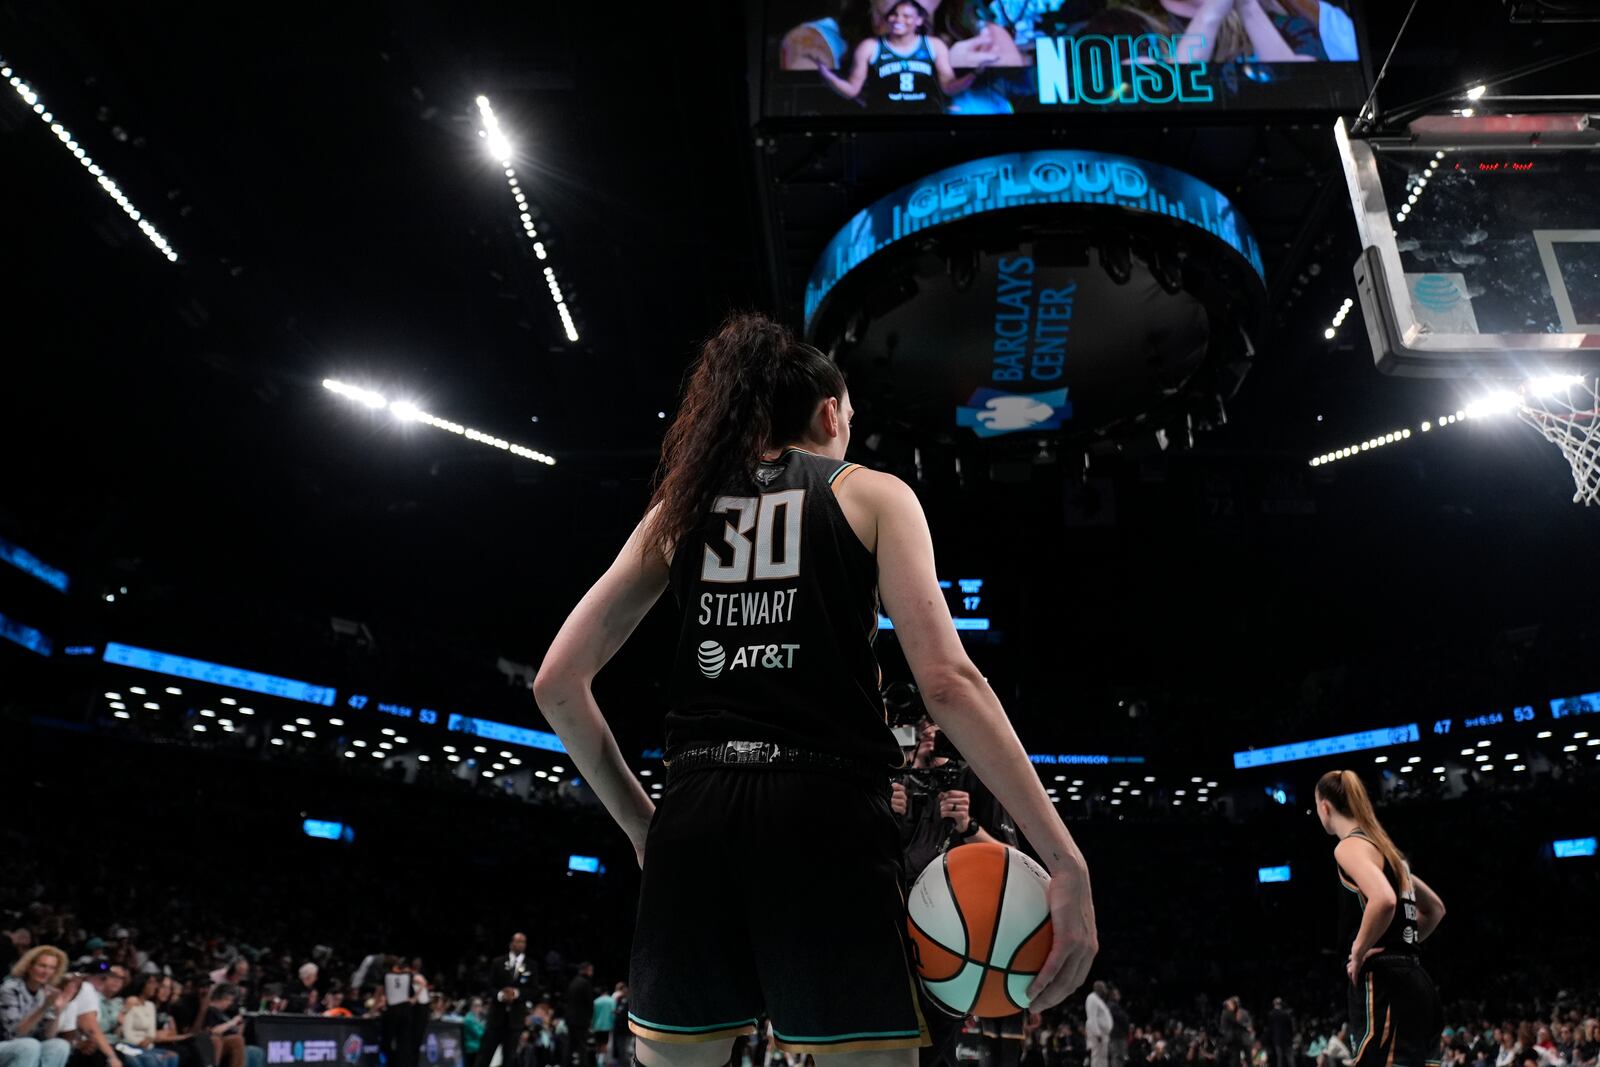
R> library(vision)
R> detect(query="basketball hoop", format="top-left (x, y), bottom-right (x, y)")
top-left (1516, 377), bottom-right (1600, 506)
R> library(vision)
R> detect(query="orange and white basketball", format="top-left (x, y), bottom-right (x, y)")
top-left (906, 842), bottom-right (1053, 1017)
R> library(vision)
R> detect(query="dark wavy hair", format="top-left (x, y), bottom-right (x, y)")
top-left (642, 314), bottom-right (845, 557)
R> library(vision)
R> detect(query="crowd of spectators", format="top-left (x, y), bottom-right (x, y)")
top-left (4, 912), bottom-right (1595, 1067)
top-left (0, 921), bottom-right (635, 1067)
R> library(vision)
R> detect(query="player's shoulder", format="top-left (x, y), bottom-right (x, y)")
top-left (1333, 834), bottom-right (1382, 864)
top-left (833, 463), bottom-right (915, 505)
top-left (855, 37), bottom-right (880, 57)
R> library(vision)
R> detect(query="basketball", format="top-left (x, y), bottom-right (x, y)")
top-left (906, 842), bottom-right (1054, 1017)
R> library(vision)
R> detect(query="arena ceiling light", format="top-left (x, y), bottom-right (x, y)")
top-left (322, 379), bottom-right (555, 465)
top-left (2, 57), bottom-right (178, 262)
top-left (1307, 381), bottom-right (1568, 469)
top-left (474, 94), bottom-right (579, 343)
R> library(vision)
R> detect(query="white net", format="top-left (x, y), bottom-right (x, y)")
top-left (1517, 377), bottom-right (1600, 506)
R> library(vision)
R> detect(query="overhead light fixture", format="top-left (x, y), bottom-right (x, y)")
top-left (2, 57), bottom-right (179, 262)
top-left (1466, 84), bottom-right (1487, 101)
top-left (322, 379), bottom-right (555, 465)
top-left (474, 94), bottom-right (579, 342)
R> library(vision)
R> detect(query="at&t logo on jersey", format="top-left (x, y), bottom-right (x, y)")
top-left (698, 641), bottom-right (727, 678)
top-left (697, 640), bottom-right (800, 678)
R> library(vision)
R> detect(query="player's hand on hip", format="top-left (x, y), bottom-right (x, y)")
top-left (1024, 861), bottom-right (1097, 1012)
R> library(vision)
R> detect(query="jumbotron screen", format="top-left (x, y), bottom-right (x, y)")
top-left (762, 0), bottom-right (1368, 117)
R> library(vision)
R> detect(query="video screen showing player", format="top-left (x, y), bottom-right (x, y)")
top-left (767, 0), bottom-right (1363, 117)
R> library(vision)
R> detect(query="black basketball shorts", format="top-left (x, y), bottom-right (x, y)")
top-left (1348, 955), bottom-right (1443, 1067)
top-left (627, 765), bottom-right (931, 1055)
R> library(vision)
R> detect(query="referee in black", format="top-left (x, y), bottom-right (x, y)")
top-left (1314, 771), bottom-right (1447, 1067)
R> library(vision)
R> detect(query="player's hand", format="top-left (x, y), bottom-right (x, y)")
top-left (889, 782), bottom-right (909, 817)
top-left (1024, 860), bottom-right (1097, 1012)
top-left (1347, 946), bottom-right (1383, 985)
top-left (937, 790), bottom-right (971, 833)
top-left (500, 987), bottom-right (519, 1003)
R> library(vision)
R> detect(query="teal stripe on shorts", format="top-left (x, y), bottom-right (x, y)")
top-left (629, 1013), bottom-right (759, 1034)
top-left (772, 1028), bottom-right (925, 1043)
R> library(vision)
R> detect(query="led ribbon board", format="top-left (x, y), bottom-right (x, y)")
top-left (1258, 865), bottom-right (1292, 884)
top-left (102, 642), bottom-right (337, 706)
top-left (1233, 724), bottom-right (1421, 769)
top-left (1553, 837), bottom-right (1596, 858)
top-left (0, 535), bottom-right (69, 592)
top-left (1552, 690), bottom-right (1600, 719)
top-left (0, 609), bottom-right (52, 656)
top-left (807, 151), bottom-right (1263, 327)
top-left (1028, 754), bottom-right (1147, 766)
top-left (446, 713), bottom-right (567, 753)
top-left (302, 819), bottom-right (353, 842)
top-left (805, 151), bottom-right (1266, 444)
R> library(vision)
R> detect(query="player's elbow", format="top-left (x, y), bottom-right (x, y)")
top-left (531, 663), bottom-right (584, 717)
top-left (1370, 890), bottom-right (1397, 916)
top-left (918, 661), bottom-right (987, 717)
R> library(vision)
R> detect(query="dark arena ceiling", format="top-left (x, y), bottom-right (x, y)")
top-left (3, 0), bottom-right (1600, 770)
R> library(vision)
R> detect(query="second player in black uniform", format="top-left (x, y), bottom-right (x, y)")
top-left (1315, 770), bottom-right (1447, 1067)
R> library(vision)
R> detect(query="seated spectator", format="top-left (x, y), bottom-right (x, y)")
top-left (0, 946), bottom-right (75, 1067)
top-left (1535, 1028), bottom-right (1568, 1067)
top-left (95, 970), bottom-right (129, 1051)
top-left (204, 963), bottom-right (250, 1010)
top-left (1574, 1021), bottom-right (1599, 1067)
top-left (56, 961), bottom-right (122, 1067)
top-left (320, 990), bottom-right (350, 1018)
top-left (1499, 1029), bottom-right (1521, 1067)
top-left (282, 966), bottom-right (319, 1015)
top-left (205, 985), bottom-right (261, 1067)
top-left (1318, 1025), bottom-right (1350, 1067)
top-left (110, 976), bottom-right (176, 1067)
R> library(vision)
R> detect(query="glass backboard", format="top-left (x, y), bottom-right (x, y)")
top-left (1337, 113), bottom-right (1600, 378)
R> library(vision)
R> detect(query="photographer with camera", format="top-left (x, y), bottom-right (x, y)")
top-left (887, 688), bottom-right (1020, 1067)
top-left (891, 714), bottom-right (1012, 873)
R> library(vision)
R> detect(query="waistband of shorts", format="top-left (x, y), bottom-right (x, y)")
top-left (1362, 951), bottom-right (1422, 971)
top-left (663, 740), bottom-right (888, 785)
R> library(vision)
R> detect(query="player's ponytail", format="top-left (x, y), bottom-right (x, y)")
top-left (642, 313), bottom-right (845, 557)
top-left (1315, 769), bottom-right (1411, 891)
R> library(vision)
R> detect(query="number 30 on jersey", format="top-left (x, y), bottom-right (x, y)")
top-left (700, 490), bottom-right (805, 583)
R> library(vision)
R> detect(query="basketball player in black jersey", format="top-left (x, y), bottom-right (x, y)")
top-left (1314, 771), bottom-right (1447, 1067)
top-left (533, 314), bottom-right (1096, 1067)
top-left (816, 0), bottom-right (990, 112)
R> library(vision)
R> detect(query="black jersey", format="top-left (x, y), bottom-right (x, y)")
top-left (663, 448), bottom-right (903, 769)
top-left (866, 36), bottom-right (942, 113)
top-left (1336, 830), bottom-right (1420, 955)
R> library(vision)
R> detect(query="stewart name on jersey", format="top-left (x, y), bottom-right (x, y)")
top-left (664, 448), bottom-right (904, 769)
